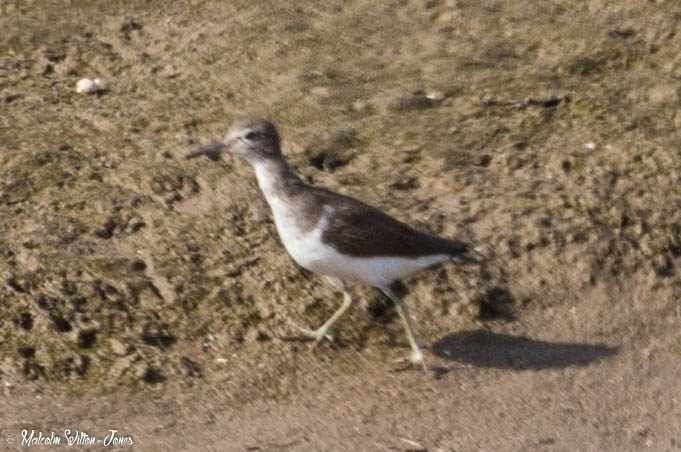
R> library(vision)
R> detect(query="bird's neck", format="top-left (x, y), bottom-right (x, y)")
top-left (251, 157), bottom-right (301, 203)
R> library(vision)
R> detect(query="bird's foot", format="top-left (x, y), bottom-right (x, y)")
top-left (392, 350), bottom-right (428, 372)
top-left (284, 319), bottom-right (333, 347)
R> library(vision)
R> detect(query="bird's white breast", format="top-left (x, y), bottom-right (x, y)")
top-left (253, 161), bottom-right (322, 267)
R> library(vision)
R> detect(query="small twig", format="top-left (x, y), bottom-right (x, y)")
top-left (225, 256), bottom-right (260, 277)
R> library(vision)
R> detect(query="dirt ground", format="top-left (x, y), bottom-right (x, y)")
top-left (1, 0), bottom-right (681, 450)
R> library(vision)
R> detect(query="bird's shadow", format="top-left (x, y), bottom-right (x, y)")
top-left (430, 329), bottom-right (618, 375)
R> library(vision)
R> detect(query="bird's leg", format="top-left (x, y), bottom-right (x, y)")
top-left (288, 277), bottom-right (351, 346)
top-left (382, 286), bottom-right (427, 371)
top-left (394, 301), bottom-right (426, 370)
top-left (289, 290), bottom-right (353, 347)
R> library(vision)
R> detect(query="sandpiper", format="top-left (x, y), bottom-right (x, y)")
top-left (186, 118), bottom-right (472, 369)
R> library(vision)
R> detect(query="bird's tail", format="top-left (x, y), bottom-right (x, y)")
top-left (450, 244), bottom-right (485, 265)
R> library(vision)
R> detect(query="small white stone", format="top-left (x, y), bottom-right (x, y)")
top-left (585, 141), bottom-right (596, 150)
top-left (75, 78), bottom-right (104, 94)
top-left (215, 357), bottom-right (228, 364)
top-left (426, 90), bottom-right (445, 101)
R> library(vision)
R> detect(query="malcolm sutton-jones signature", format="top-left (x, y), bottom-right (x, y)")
top-left (3, 428), bottom-right (133, 447)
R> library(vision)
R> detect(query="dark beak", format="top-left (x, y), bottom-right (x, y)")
top-left (185, 143), bottom-right (227, 161)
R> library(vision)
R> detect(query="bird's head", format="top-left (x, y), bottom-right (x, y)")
top-left (186, 117), bottom-right (281, 163)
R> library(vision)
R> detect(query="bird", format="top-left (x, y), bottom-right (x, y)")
top-left (186, 117), bottom-right (473, 369)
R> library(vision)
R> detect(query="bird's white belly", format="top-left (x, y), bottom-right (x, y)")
top-left (302, 246), bottom-right (449, 287)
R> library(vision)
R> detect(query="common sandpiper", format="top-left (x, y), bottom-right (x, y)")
top-left (186, 117), bottom-right (473, 369)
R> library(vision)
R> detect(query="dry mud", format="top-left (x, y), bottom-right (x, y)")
top-left (1, 1), bottom-right (681, 450)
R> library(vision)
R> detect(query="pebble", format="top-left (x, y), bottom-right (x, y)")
top-left (426, 90), bottom-right (445, 101)
top-left (75, 78), bottom-right (104, 94)
top-left (585, 141), bottom-right (596, 150)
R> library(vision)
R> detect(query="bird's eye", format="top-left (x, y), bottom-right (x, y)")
top-left (244, 131), bottom-right (256, 140)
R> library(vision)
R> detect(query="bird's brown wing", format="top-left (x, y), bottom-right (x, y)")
top-left (314, 188), bottom-right (468, 259)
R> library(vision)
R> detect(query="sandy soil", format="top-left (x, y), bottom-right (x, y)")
top-left (1, 0), bottom-right (681, 450)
